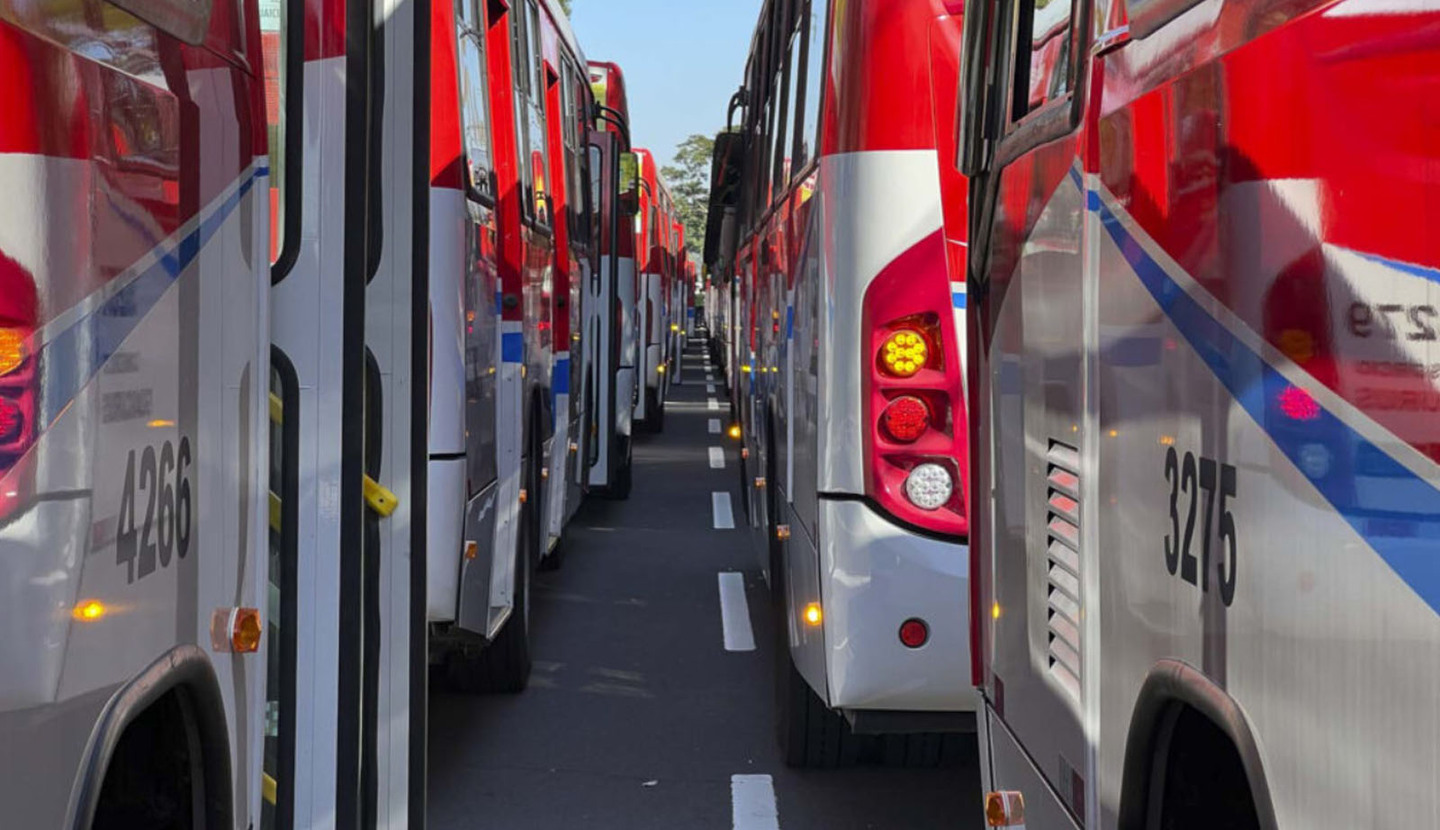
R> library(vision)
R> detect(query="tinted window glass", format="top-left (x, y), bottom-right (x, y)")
top-left (1013, 0), bottom-right (1073, 120)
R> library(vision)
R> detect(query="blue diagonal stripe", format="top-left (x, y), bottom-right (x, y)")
top-left (40, 166), bottom-right (266, 431)
top-left (1095, 195), bottom-right (1440, 615)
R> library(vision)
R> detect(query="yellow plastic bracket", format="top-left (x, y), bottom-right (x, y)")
top-left (269, 491), bottom-right (282, 533)
top-left (268, 392), bottom-right (283, 425)
top-left (262, 773), bottom-right (278, 806)
top-left (364, 476), bottom-right (399, 518)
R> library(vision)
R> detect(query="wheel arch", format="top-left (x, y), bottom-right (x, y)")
top-left (1117, 658), bottom-right (1279, 830)
top-left (68, 644), bottom-right (233, 830)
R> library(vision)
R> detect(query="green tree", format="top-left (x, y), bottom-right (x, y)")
top-left (661, 133), bottom-right (715, 256)
top-left (558, 0), bottom-right (571, 14)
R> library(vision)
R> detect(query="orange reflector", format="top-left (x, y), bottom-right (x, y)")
top-left (776, 524), bottom-right (791, 540)
top-left (519, 488), bottom-right (528, 504)
top-left (465, 541), bottom-right (479, 560)
top-left (72, 600), bottom-right (107, 621)
top-left (230, 608), bottom-right (263, 653)
top-left (755, 476), bottom-right (766, 489)
top-left (803, 602), bottom-right (822, 626)
top-left (0, 329), bottom-right (24, 376)
top-left (985, 791), bottom-right (1026, 827)
top-left (741, 448), bottom-right (749, 459)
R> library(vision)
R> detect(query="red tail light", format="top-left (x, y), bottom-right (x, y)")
top-left (881, 396), bottom-right (930, 443)
top-left (0, 397), bottom-right (22, 443)
top-left (861, 231), bottom-right (968, 538)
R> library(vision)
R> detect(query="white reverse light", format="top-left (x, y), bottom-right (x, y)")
top-left (904, 463), bottom-right (953, 511)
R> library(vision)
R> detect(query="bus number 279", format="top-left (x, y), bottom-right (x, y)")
top-left (1163, 447), bottom-right (1238, 607)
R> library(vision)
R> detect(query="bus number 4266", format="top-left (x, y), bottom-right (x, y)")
top-left (1163, 447), bottom-right (1238, 607)
top-left (117, 438), bottom-right (193, 584)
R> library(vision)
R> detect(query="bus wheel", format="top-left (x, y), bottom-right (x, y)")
top-left (93, 691), bottom-right (207, 828)
top-left (775, 641), bottom-right (859, 769)
top-left (772, 554), bottom-right (858, 768)
top-left (613, 436), bottom-right (633, 499)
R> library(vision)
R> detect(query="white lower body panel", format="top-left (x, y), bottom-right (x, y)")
top-left (816, 498), bottom-right (976, 712)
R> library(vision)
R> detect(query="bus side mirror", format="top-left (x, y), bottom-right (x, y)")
top-left (618, 152), bottom-right (640, 217)
top-left (703, 131), bottom-right (744, 269)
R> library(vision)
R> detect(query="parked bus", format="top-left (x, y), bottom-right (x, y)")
top-left (703, 0), bottom-right (975, 767)
top-left (586, 60), bottom-right (641, 498)
top-left (423, 0), bottom-right (593, 697)
top-left (633, 148), bottom-right (677, 432)
top-left (959, 0), bottom-right (1440, 826)
top-left (0, 0), bottom-right (274, 825)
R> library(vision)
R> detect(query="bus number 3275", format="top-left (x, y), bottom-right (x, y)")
top-left (1163, 447), bottom-right (1238, 607)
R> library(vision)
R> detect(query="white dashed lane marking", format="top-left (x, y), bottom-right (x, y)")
top-left (709, 419), bottom-right (722, 434)
top-left (731, 774), bottom-right (779, 829)
top-left (717, 573), bottom-right (756, 652)
top-left (708, 398), bottom-right (720, 411)
top-left (709, 447), bottom-right (725, 469)
top-left (712, 491), bottom-right (735, 530)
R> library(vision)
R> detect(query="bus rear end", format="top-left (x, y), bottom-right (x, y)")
top-left (709, 0), bottom-right (977, 767)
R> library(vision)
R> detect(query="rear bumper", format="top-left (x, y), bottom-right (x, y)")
top-left (818, 498), bottom-right (976, 712)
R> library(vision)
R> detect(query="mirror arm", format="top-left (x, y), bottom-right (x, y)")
top-left (725, 88), bottom-right (747, 132)
top-left (595, 105), bottom-right (631, 150)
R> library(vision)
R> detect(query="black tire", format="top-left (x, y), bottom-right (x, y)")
top-left (612, 436), bottom-right (633, 499)
top-left (446, 446), bottom-right (538, 694)
top-left (642, 386), bottom-right (664, 433)
top-left (770, 479), bottom-right (859, 769)
top-left (775, 633), bottom-right (860, 769)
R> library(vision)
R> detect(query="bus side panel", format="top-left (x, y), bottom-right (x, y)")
top-left (0, 11), bottom-right (268, 826)
top-left (1089, 3), bottom-right (1440, 820)
top-left (983, 149), bottom-right (1091, 816)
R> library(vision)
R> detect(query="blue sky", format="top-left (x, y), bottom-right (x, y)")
top-left (572, 0), bottom-right (764, 169)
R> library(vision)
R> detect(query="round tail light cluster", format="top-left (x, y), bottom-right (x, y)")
top-left (880, 396), bottom-right (929, 443)
top-left (903, 462), bottom-right (953, 511)
top-left (879, 328), bottom-right (929, 378)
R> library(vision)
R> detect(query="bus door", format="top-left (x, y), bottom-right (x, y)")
top-left (265, 0), bottom-right (427, 820)
top-left (584, 132), bottom-right (622, 491)
top-left (961, 0), bottom-right (1097, 824)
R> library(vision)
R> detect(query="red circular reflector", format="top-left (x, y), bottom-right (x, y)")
top-left (881, 396), bottom-right (929, 443)
top-left (899, 618), bottom-right (929, 649)
top-left (0, 397), bottom-right (21, 443)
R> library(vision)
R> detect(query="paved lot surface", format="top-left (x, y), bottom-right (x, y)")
top-left (429, 338), bottom-right (982, 829)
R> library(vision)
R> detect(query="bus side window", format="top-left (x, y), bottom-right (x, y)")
top-left (457, 0), bottom-right (496, 204)
top-left (793, 0), bottom-right (825, 175)
top-left (1012, 0), bottom-right (1075, 122)
top-left (260, 0), bottom-right (301, 272)
top-left (107, 0), bottom-right (216, 45)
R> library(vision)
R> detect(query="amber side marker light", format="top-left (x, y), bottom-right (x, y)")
top-left (985, 791), bottom-right (1026, 827)
top-left (803, 602), bottom-right (822, 627)
top-left (728, 424), bottom-right (742, 440)
top-left (73, 600), bottom-right (107, 621)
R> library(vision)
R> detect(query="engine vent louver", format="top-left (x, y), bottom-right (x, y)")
top-left (1045, 439), bottom-right (1082, 701)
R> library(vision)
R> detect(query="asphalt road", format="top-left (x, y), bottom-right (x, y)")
top-left (429, 337), bottom-right (982, 830)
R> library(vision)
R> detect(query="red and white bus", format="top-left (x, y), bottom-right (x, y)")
top-left (633, 148), bottom-right (679, 432)
top-left (704, 0), bottom-right (976, 766)
top-left (423, 0), bottom-right (597, 699)
top-left (0, 0), bottom-right (275, 825)
top-left (0, 0), bottom-right (615, 822)
top-left (586, 60), bottom-right (641, 498)
top-left (960, 0), bottom-right (1440, 826)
